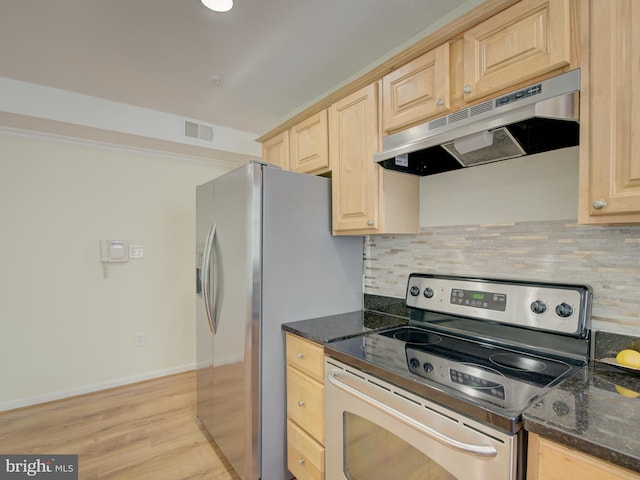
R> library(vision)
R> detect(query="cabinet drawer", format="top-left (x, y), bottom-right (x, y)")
top-left (286, 333), bottom-right (324, 382)
top-left (286, 366), bottom-right (324, 443)
top-left (287, 419), bottom-right (324, 480)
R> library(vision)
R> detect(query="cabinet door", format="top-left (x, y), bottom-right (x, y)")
top-left (290, 110), bottom-right (330, 175)
top-left (462, 0), bottom-right (571, 102)
top-left (382, 43), bottom-right (450, 135)
top-left (262, 130), bottom-right (289, 170)
top-left (579, 0), bottom-right (640, 223)
top-left (330, 83), bottom-right (380, 233)
top-left (527, 433), bottom-right (640, 480)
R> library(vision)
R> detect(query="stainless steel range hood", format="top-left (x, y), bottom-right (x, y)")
top-left (374, 69), bottom-right (580, 176)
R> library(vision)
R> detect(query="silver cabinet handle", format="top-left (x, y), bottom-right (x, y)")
top-left (463, 85), bottom-right (472, 94)
top-left (297, 352), bottom-right (304, 359)
top-left (201, 223), bottom-right (217, 333)
top-left (297, 458), bottom-right (305, 465)
top-left (592, 198), bottom-right (607, 210)
top-left (435, 97), bottom-right (444, 106)
top-left (328, 370), bottom-right (497, 457)
top-left (297, 400), bottom-right (305, 407)
top-left (367, 220), bottom-right (374, 226)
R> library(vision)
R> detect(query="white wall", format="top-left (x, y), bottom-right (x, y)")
top-left (0, 134), bottom-right (233, 410)
top-left (419, 147), bottom-right (579, 227)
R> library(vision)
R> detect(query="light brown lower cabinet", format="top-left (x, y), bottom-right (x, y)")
top-left (285, 333), bottom-right (325, 480)
top-left (527, 432), bottom-right (640, 480)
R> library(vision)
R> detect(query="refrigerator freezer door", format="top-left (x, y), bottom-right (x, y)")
top-left (196, 179), bottom-right (215, 438)
top-left (197, 164), bottom-right (260, 480)
top-left (212, 164), bottom-right (259, 480)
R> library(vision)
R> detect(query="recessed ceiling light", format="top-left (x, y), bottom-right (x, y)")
top-left (201, 0), bottom-right (233, 12)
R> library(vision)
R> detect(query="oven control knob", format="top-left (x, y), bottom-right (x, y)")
top-left (409, 286), bottom-right (420, 297)
top-left (530, 300), bottom-right (547, 315)
top-left (409, 357), bottom-right (420, 369)
top-left (423, 362), bottom-right (434, 374)
top-left (555, 303), bottom-right (574, 318)
top-left (423, 287), bottom-right (434, 299)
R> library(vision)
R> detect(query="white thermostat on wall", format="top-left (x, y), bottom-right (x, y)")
top-left (100, 240), bottom-right (129, 263)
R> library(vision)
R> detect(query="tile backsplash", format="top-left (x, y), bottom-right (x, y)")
top-left (364, 220), bottom-right (640, 335)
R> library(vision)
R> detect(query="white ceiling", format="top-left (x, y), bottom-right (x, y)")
top-left (0, 0), bottom-right (473, 145)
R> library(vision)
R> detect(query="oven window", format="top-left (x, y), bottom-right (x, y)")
top-left (343, 412), bottom-right (457, 479)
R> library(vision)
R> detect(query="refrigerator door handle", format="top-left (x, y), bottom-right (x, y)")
top-left (201, 222), bottom-right (217, 333)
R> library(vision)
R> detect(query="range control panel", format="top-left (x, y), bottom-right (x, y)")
top-left (449, 288), bottom-right (507, 312)
top-left (405, 273), bottom-right (592, 337)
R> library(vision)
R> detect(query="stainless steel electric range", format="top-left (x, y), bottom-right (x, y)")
top-left (324, 273), bottom-right (592, 480)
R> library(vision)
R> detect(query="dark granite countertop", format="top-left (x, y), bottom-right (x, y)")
top-left (523, 331), bottom-right (640, 473)
top-left (282, 309), bottom-right (408, 344)
top-left (281, 294), bottom-right (409, 344)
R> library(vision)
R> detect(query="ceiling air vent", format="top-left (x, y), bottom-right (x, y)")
top-left (184, 120), bottom-right (214, 142)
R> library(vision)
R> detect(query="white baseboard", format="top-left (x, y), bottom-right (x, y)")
top-left (0, 363), bottom-right (195, 412)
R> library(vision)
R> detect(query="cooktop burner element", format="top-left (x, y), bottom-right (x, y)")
top-left (325, 273), bottom-right (592, 433)
top-left (390, 327), bottom-right (441, 345)
top-left (490, 353), bottom-right (547, 372)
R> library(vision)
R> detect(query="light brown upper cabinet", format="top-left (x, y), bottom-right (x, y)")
top-left (579, 0), bottom-right (640, 224)
top-left (380, 0), bottom-right (574, 135)
top-left (330, 82), bottom-right (418, 235)
top-left (462, 0), bottom-right (572, 102)
top-left (262, 130), bottom-right (290, 170)
top-left (290, 110), bottom-right (330, 175)
top-left (381, 43), bottom-right (451, 135)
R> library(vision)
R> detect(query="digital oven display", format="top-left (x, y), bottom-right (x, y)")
top-left (450, 289), bottom-right (507, 312)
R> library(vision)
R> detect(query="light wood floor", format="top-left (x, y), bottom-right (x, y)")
top-left (0, 371), bottom-right (241, 480)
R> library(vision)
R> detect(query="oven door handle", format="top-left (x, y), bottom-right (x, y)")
top-left (328, 369), bottom-right (498, 458)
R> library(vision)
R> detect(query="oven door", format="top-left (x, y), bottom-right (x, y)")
top-left (325, 359), bottom-right (517, 480)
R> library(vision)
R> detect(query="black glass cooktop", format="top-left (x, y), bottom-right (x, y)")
top-left (380, 325), bottom-right (574, 386)
top-left (325, 323), bottom-right (584, 432)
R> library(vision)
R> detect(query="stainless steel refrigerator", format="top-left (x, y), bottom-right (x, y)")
top-left (195, 161), bottom-right (363, 480)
